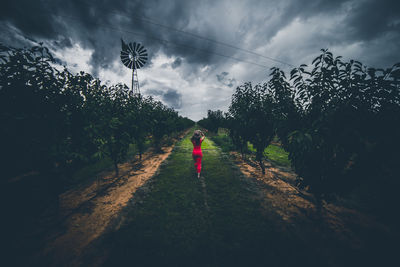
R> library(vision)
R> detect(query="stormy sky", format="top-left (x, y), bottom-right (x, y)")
top-left (1, 0), bottom-right (399, 120)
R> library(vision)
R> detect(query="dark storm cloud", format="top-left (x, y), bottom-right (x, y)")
top-left (1, 0), bottom-right (399, 74)
top-left (297, 0), bottom-right (400, 44)
top-left (283, 0), bottom-right (351, 18)
top-left (0, 0), bottom-right (220, 75)
top-left (343, 0), bottom-right (400, 41)
top-left (0, 0), bottom-right (57, 38)
top-left (146, 88), bottom-right (182, 109)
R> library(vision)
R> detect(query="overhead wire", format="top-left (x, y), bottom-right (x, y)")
top-left (42, 1), bottom-right (295, 70)
top-left (50, 13), bottom-right (273, 69)
top-left (76, 0), bottom-right (295, 67)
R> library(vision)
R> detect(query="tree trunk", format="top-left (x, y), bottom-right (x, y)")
top-left (256, 150), bottom-right (265, 174)
top-left (114, 161), bottom-right (119, 176)
top-left (259, 158), bottom-right (265, 174)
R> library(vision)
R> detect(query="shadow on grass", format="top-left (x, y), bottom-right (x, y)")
top-left (82, 135), bottom-right (335, 267)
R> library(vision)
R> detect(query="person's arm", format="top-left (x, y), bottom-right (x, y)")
top-left (200, 131), bottom-right (205, 141)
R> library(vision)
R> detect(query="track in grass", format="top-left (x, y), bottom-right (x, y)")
top-left (82, 129), bottom-right (395, 267)
top-left (90, 129), bottom-right (301, 267)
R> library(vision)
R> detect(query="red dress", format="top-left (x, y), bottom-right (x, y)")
top-left (192, 138), bottom-right (203, 173)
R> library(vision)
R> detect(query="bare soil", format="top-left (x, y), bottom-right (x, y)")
top-left (35, 131), bottom-right (190, 266)
top-left (230, 152), bottom-right (396, 265)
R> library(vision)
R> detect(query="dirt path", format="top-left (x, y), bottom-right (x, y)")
top-left (30, 131), bottom-right (398, 266)
top-left (81, 131), bottom-right (291, 266)
top-left (229, 152), bottom-right (397, 265)
top-left (37, 130), bottom-right (190, 266)
top-left (230, 152), bottom-right (316, 221)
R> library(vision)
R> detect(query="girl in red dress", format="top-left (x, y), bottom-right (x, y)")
top-left (191, 130), bottom-right (205, 178)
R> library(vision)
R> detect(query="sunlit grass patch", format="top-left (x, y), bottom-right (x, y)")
top-left (264, 144), bottom-right (291, 168)
top-left (248, 142), bottom-right (290, 168)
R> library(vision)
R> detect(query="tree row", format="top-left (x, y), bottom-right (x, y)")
top-left (0, 43), bottom-right (194, 179)
top-left (199, 49), bottom-right (400, 197)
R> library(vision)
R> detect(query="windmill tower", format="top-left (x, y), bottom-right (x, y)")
top-left (120, 39), bottom-right (148, 95)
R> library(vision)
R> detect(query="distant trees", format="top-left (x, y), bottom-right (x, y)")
top-left (0, 43), bottom-right (194, 179)
top-left (197, 110), bottom-right (225, 133)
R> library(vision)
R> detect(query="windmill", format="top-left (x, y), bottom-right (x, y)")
top-left (120, 39), bottom-right (148, 95)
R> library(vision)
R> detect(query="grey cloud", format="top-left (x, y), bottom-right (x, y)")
top-left (146, 88), bottom-right (164, 96)
top-left (171, 57), bottom-right (182, 69)
top-left (343, 0), bottom-right (400, 41)
top-left (0, 0), bottom-right (222, 75)
top-left (216, 71), bottom-right (236, 87)
top-left (163, 89), bottom-right (182, 109)
top-left (216, 72), bottom-right (228, 82)
top-left (226, 78), bottom-right (236, 88)
top-left (1, 0), bottom-right (399, 74)
top-left (52, 36), bottom-right (73, 49)
top-left (146, 88), bottom-right (182, 109)
top-left (140, 79), bottom-right (149, 87)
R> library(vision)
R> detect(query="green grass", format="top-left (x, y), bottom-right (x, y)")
top-left (98, 128), bottom-right (295, 267)
top-left (248, 142), bottom-right (291, 168)
top-left (80, 128), bottom-right (396, 267)
top-left (210, 131), bottom-right (235, 152)
top-left (209, 128), bottom-right (291, 168)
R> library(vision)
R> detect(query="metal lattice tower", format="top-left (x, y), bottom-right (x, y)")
top-left (120, 39), bottom-right (148, 95)
top-left (132, 66), bottom-right (140, 95)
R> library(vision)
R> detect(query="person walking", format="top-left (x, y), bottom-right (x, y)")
top-left (191, 130), bottom-right (205, 178)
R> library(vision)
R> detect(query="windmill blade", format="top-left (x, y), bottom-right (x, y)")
top-left (133, 42), bottom-right (139, 52)
top-left (138, 44), bottom-right (145, 53)
top-left (139, 55), bottom-right (148, 62)
top-left (135, 43), bottom-right (141, 52)
top-left (139, 49), bottom-right (147, 56)
top-left (120, 54), bottom-right (129, 62)
top-left (120, 54), bottom-right (131, 68)
top-left (122, 59), bottom-right (131, 68)
top-left (139, 57), bottom-right (148, 63)
top-left (139, 55), bottom-right (147, 61)
top-left (120, 40), bottom-right (148, 71)
top-left (121, 52), bottom-right (131, 60)
top-left (128, 43), bottom-right (135, 53)
top-left (137, 45), bottom-right (145, 53)
top-left (120, 51), bottom-right (129, 58)
top-left (137, 58), bottom-right (145, 67)
top-left (121, 56), bottom-right (130, 64)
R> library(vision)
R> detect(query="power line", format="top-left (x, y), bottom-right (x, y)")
top-left (47, 0), bottom-right (295, 68)
top-left (130, 17), bottom-right (295, 67)
top-left (48, 12), bottom-right (273, 69)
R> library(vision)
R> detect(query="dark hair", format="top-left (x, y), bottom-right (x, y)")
top-left (191, 130), bottom-right (202, 146)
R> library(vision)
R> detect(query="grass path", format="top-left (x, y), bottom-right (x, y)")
top-left (30, 129), bottom-right (395, 266)
top-left (81, 129), bottom-right (397, 267)
top-left (87, 129), bottom-right (304, 267)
